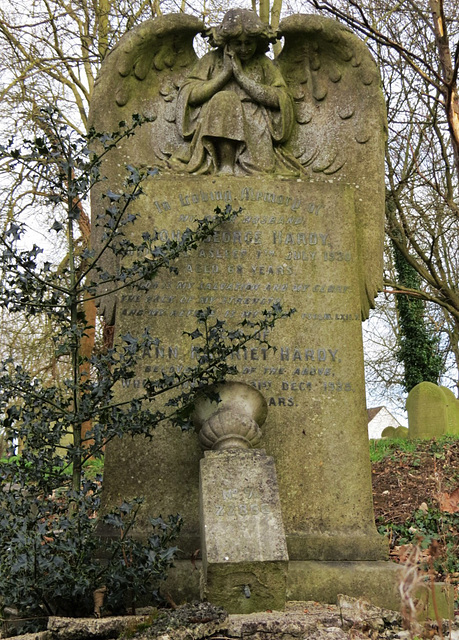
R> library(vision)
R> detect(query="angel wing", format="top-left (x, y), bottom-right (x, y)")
top-left (90, 13), bottom-right (204, 167)
top-left (277, 14), bottom-right (387, 319)
top-left (89, 14), bottom-right (203, 324)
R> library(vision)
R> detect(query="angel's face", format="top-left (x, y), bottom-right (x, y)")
top-left (227, 35), bottom-right (257, 61)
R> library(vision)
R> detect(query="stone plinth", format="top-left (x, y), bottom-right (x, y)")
top-left (287, 562), bottom-right (454, 620)
top-left (287, 561), bottom-right (402, 610)
top-left (199, 448), bottom-right (288, 613)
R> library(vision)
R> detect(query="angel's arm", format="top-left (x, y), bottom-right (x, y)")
top-left (188, 51), bottom-right (233, 106)
top-left (230, 54), bottom-right (281, 109)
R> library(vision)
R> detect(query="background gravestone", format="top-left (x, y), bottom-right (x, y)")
top-left (381, 426), bottom-right (409, 439)
top-left (90, 11), bottom-right (397, 606)
top-left (381, 426), bottom-right (396, 438)
top-left (407, 382), bottom-right (449, 439)
top-left (441, 386), bottom-right (459, 435)
top-left (394, 426), bottom-right (409, 439)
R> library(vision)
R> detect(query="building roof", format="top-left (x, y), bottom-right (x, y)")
top-left (367, 406), bottom-right (384, 422)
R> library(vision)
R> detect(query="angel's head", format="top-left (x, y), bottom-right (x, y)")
top-left (207, 9), bottom-right (277, 55)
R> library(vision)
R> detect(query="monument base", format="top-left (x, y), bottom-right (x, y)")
top-left (287, 560), bottom-right (401, 609)
top-left (287, 560), bottom-right (454, 619)
top-left (287, 532), bottom-right (388, 561)
top-left (161, 559), bottom-right (454, 618)
top-left (203, 561), bottom-right (288, 614)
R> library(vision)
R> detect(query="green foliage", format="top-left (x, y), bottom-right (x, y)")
top-left (370, 435), bottom-right (459, 463)
top-left (0, 464), bottom-right (182, 630)
top-left (0, 108), bottom-right (293, 629)
top-left (369, 437), bottom-right (418, 463)
top-left (377, 508), bottom-right (459, 577)
top-left (391, 239), bottom-right (443, 392)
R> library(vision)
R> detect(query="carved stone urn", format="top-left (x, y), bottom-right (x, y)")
top-left (192, 381), bottom-right (268, 451)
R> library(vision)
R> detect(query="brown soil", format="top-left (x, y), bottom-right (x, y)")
top-left (372, 439), bottom-right (459, 525)
top-left (371, 438), bottom-right (459, 591)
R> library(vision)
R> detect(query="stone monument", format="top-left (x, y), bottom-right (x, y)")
top-left (194, 381), bottom-right (288, 613)
top-left (381, 426), bottom-right (409, 439)
top-left (441, 386), bottom-right (459, 435)
top-left (90, 10), bottom-right (400, 610)
top-left (407, 381), bottom-right (459, 439)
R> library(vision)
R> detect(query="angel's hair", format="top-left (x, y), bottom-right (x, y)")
top-left (206, 9), bottom-right (277, 52)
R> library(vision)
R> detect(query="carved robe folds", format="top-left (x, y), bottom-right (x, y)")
top-left (176, 51), bottom-right (295, 175)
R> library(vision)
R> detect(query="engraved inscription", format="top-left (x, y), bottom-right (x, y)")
top-left (215, 487), bottom-right (272, 518)
top-left (118, 179), bottom-right (360, 407)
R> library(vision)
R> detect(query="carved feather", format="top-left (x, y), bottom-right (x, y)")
top-left (90, 14), bottom-right (203, 167)
top-left (278, 14), bottom-right (387, 317)
top-left (88, 14), bottom-right (203, 323)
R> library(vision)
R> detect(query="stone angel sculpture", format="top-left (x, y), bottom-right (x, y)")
top-left (89, 9), bottom-right (386, 319)
top-left (172, 10), bottom-right (297, 176)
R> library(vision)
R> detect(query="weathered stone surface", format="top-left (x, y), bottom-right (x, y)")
top-left (381, 426), bottom-right (408, 440)
top-left (381, 426), bottom-right (396, 438)
top-left (203, 561), bottom-right (288, 615)
top-left (415, 582), bottom-right (455, 621)
top-left (337, 594), bottom-right (401, 630)
top-left (90, 9), bottom-right (390, 609)
top-left (441, 386), bottom-right (459, 435)
top-left (2, 632), bottom-right (51, 640)
top-left (100, 177), bottom-right (387, 564)
top-left (407, 382), bottom-right (448, 439)
top-left (200, 448), bottom-right (288, 613)
top-left (9, 597), bottom-right (455, 640)
top-left (287, 561), bottom-right (402, 611)
top-left (47, 605), bottom-right (227, 640)
top-left (132, 602), bottom-right (227, 640)
top-left (47, 615), bottom-right (150, 640)
top-left (200, 449), bottom-right (287, 564)
top-left (226, 606), bottom-right (336, 638)
top-left (193, 382), bottom-right (267, 450)
top-left (90, 11), bottom-right (387, 317)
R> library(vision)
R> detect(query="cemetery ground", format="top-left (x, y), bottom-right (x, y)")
top-left (4, 436), bottom-right (459, 640)
top-left (85, 434), bottom-right (459, 595)
top-left (371, 436), bottom-right (459, 595)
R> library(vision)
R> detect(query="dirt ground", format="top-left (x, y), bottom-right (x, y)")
top-left (371, 438), bottom-right (459, 590)
top-left (372, 439), bottom-right (459, 524)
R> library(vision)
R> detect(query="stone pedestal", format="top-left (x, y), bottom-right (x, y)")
top-left (200, 449), bottom-right (288, 613)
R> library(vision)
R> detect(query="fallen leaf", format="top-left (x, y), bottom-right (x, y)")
top-left (438, 487), bottom-right (459, 513)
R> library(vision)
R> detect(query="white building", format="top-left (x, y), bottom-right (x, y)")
top-left (367, 406), bottom-right (402, 440)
